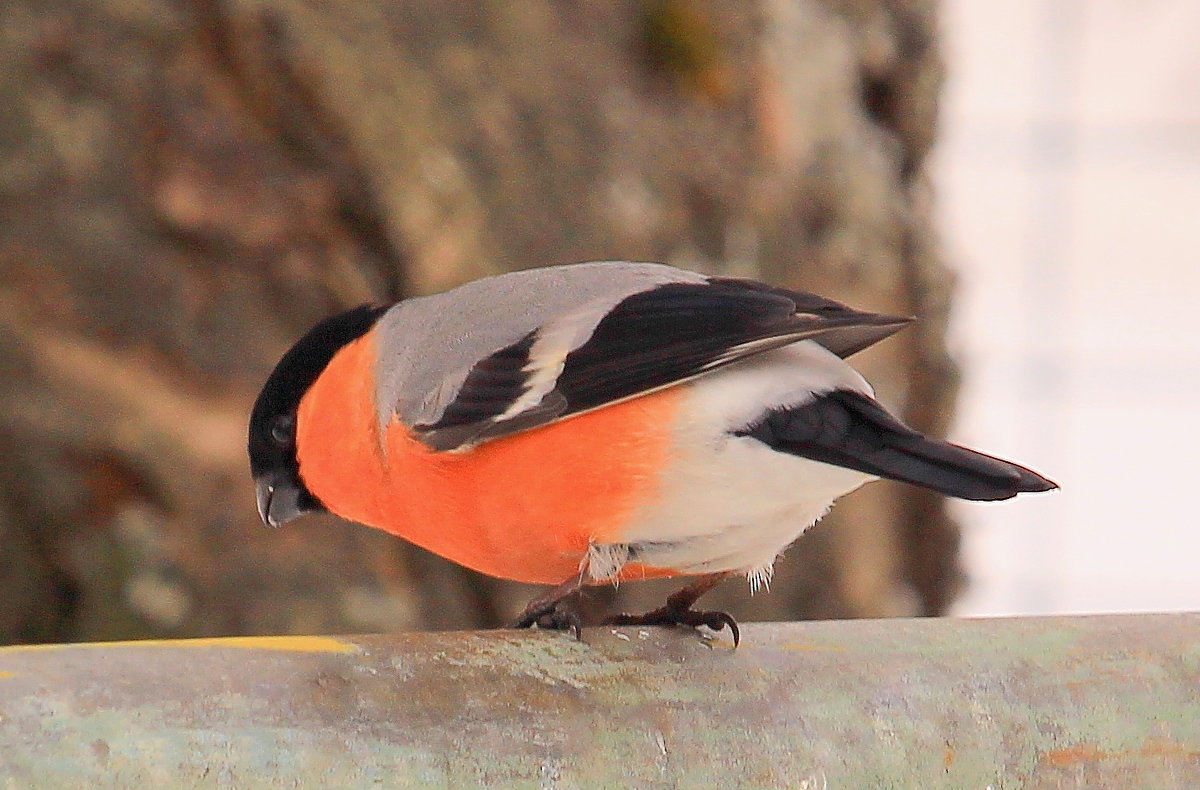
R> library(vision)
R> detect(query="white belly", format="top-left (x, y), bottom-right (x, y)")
top-left (586, 341), bottom-right (876, 585)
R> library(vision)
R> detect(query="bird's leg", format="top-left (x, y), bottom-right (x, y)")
top-left (603, 571), bottom-right (740, 646)
top-left (510, 568), bottom-right (589, 639)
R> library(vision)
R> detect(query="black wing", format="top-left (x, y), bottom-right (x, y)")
top-left (415, 279), bottom-right (912, 451)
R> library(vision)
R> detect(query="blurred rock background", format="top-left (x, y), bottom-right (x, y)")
top-left (0, 0), bottom-right (956, 644)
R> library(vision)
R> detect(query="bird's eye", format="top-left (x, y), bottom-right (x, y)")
top-left (270, 415), bottom-right (295, 446)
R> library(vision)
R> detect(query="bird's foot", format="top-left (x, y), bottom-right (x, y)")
top-left (603, 604), bottom-right (740, 647)
top-left (511, 594), bottom-right (586, 640)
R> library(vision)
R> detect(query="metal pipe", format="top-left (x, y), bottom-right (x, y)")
top-left (1, 614), bottom-right (1197, 788)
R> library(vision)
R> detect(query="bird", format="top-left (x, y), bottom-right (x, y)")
top-left (248, 261), bottom-right (1056, 644)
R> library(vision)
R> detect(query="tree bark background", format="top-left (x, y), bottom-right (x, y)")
top-left (0, 0), bottom-right (958, 644)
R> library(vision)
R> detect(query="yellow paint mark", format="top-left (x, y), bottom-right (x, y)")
top-left (0, 635), bottom-right (358, 655)
top-left (0, 671), bottom-right (14, 678)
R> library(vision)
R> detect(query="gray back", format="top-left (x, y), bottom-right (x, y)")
top-left (372, 262), bottom-right (706, 429)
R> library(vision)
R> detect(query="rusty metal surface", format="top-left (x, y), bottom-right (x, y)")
top-left (0, 614), bottom-right (1197, 788)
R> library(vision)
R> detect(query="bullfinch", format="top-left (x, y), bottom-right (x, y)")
top-left (248, 261), bottom-right (1055, 644)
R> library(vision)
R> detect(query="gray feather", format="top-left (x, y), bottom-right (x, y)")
top-left (372, 262), bottom-right (704, 432)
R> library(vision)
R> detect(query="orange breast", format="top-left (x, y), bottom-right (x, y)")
top-left (296, 330), bottom-right (684, 585)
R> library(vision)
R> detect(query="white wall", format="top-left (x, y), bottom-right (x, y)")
top-left (936, 0), bottom-right (1200, 615)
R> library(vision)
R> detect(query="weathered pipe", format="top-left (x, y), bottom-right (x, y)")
top-left (0, 613), bottom-right (1197, 788)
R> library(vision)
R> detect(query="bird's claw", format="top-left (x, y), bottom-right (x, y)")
top-left (603, 605), bottom-right (740, 647)
top-left (512, 599), bottom-right (585, 640)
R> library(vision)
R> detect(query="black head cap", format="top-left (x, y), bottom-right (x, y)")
top-left (248, 304), bottom-right (388, 527)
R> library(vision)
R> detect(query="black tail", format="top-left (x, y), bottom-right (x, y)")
top-left (736, 390), bottom-right (1058, 501)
